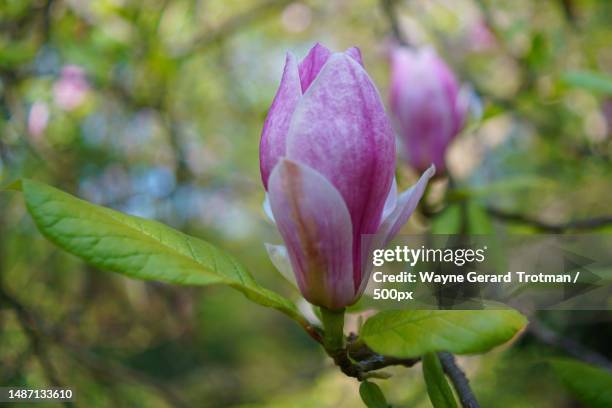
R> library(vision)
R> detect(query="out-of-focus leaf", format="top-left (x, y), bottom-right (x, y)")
top-left (562, 71), bottom-right (612, 95)
top-left (550, 358), bottom-right (612, 408)
top-left (431, 201), bottom-right (492, 234)
top-left (466, 201), bottom-right (493, 234)
top-left (422, 352), bottom-right (457, 408)
top-left (361, 306), bottom-right (526, 358)
top-left (359, 381), bottom-right (388, 408)
top-left (431, 204), bottom-right (462, 234)
top-left (15, 179), bottom-right (302, 321)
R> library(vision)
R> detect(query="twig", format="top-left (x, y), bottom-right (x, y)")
top-left (486, 207), bottom-right (612, 232)
top-left (0, 287), bottom-right (190, 408)
top-left (179, 0), bottom-right (291, 57)
top-left (0, 289), bottom-right (72, 408)
top-left (438, 352), bottom-right (480, 408)
top-left (380, 0), bottom-right (410, 46)
top-left (529, 319), bottom-right (612, 371)
top-left (323, 335), bottom-right (420, 380)
top-left (558, 0), bottom-right (578, 26)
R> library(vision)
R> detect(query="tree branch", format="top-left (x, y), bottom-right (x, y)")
top-left (379, 0), bottom-right (410, 46)
top-left (0, 287), bottom-right (190, 408)
top-left (529, 319), bottom-right (612, 372)
top-left (438, 352), bottom-right (481, 408)
top-left (324, 335), bottom-right (420, 380)
top-left (486, 207), bottom-right (612, 232)
top-left (0, 288), bottom-right (71, 408)
top-left (179, 0), bottom-right (291, 57)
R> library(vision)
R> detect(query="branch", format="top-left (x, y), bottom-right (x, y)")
top-left (379, 0), bottom-right (410, 46)
top-left (179, 0), bottom-right (291, 57)
top-left (0, 288), bottom-right (70, 408)
top-left (529, 319), bottom-right (612, 372)
top-left (0, 287), bottom-right (190, 408)
top-left (438, 352), bottom-right (481, 408)
top-left (558, 0), bottom-right (578, 26)
top-left (486, 207), bottom-right (612, 232)
top-left (324, 335), bottom-right (419, 380)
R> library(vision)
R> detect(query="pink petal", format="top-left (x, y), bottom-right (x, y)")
top-left (264, 243), bottom-right (297, 288)
top-left (356, 165), bottom-right (435, 297)
top-left (262, 193), bottom-right (275, 223)
top-left (286, 53), bottom-right (396, 288)
top-left (378, 165), bottom-right (435, 245)
top-left (345, 46), bottom-right (364, 66)
top-left (298, 43), bottom-right (332, 92)
top-left (382, 177), bottom-right (398, 220)
top-left (429, 50), bottom-right (464, 135)
top-left (259, 53), bottom-right (302, 189)
top-left (268, 159), bottom-right (355, 309)
top-left (390, 48), bottom-right (457, 173)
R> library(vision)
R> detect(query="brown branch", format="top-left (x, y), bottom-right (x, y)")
top-left (323, 335), bottom-right (420, 380)
top-left (559, 0), bottom-right (578, 26)
top-left (486, 207), bottom-right (612, 232)
top-left (438, 352), bottom-right (481, 408)
top-left (0, 288), bottom-right (72, 408)
top-left (179, 0), bottom-right (292, 57)
top-left (0, 287), bottom-right (190, 408)
top-left (379, 0), bottom-right (410, 46)
top-left (529, 319), bottom-right (612, 372)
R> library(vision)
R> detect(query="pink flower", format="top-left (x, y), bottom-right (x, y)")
top-left (27, 102), bottom-right (50, 138)
top-left (260, 43), bottom-right (434, 310)
top-left (390, 47), bottom-right (468, 174)
top-left (53, 65), bottom-right (90, 111)
top-left (468, 19), bottom-right (496, 52)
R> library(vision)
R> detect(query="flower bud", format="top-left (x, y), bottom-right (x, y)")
top-left (27, 102), bottom-right (50, 138)
top-left (389, 47), bottom-right (468, 174)
top-left (53, 65), bottom-right (90, 111)
top-left (261, 43), bottom-right (434, 310)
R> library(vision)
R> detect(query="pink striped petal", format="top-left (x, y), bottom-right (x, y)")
top-left (260, 53), bottom-right (302, 189)
top-left (345, 46), bottom-right (364, 66)
top-left (264, 243), bottom-right (297, 288)
top-left (298, 43), bottom-right (332, 92)
top-left (378, 165), bottom-right (435, 245)
top-left (286, 53), bottom-right (396, 288)
top-left (355, 166), bottom-right (435, 297)
top-left (267, 159), bottom-right (355, 310)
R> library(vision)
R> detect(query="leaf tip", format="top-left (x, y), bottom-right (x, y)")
top-left (1, 179), bottom-right (23, 192)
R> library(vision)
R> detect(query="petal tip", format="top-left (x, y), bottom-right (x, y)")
top-left (425, 164), bottom-right (436, 179)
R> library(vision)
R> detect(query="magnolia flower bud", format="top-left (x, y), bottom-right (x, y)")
top-left (27, 102), bottom-right (50, 138)
top-left (53, 65), bottom-right (90, 111)
top-left (390, 47), bottom-right (468, 174)
top-left (260, 43), bottom-right (434, 310)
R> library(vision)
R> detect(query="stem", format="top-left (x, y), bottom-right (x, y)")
top-left (320, 307), bottom-right (345, 352)
top-left (438, 352), bottom-right (481, 408)
top-left (530, 319), bottom-right (612, 371)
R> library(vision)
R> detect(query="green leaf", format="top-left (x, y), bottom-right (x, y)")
top-left (359, 381), bottom-right (388, 408)
top-left (431, 204), bottom-right (462, 234)
top-left (422, 353), bottom-right (457, 408)
top-left (550, 359), bottom-right (612, 408)
top-left (1, 179), bottom-right (22, 191)
top-left (16, 179), bottom-right (302, 322)
top-left (466, 201), bottom-right (493, 234)
top-left (361, 307), bottom-right (526, 358)
top-left (561, 71), bottom-right (612, 95)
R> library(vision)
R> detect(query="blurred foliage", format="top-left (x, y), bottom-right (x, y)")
top-left (0, 0), bottom-right (611, 407)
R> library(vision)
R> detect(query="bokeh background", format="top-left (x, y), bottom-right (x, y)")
top-left (1, 0), bottom-right (611, 406)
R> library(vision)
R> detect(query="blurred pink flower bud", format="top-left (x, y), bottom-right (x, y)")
top-left (390, 47), bottom-right (468, 174)
top-left (468, 19), bottom-right (496, 52)
top-left (260, 43), bottom-right (434, 310)
top-left (53, 65), bottom-right (90, 111)
top-left (27, 102), bottom-right (50, 138)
